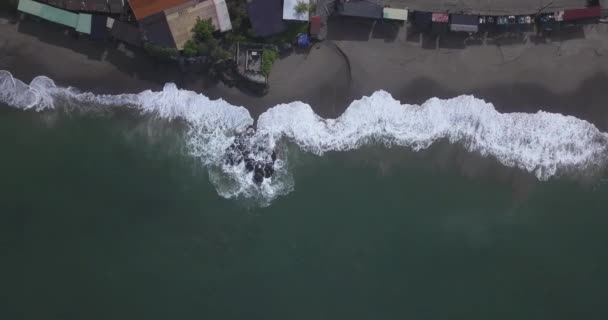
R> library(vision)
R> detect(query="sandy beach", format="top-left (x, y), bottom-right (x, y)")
top-left (2, 13), bottom-right (608, 130)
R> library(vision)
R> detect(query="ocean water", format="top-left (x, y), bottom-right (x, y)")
top-left (2, 71), bottom-right (608, 319)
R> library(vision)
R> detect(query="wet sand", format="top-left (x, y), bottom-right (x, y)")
top-left (2, 14), bottom-right (608, 130)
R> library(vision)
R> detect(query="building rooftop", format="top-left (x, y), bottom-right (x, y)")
top-left (18, 0), bottom-right (92, 34)
top-left (336, 0), bottom-right (383, 19)
top-left (127, 0), bottom-right (189, 20)
top-left (165, 0), bottom-right (232, 49)
top-left (139, 0), bottom-right (232, 49)
top-left (384, 0), bottom-right (594, 15)
top-left (247, 0), bottom-right (286, 37)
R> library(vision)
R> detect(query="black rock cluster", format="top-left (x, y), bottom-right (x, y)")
top-left (225, 127), bottom-right (277, 185)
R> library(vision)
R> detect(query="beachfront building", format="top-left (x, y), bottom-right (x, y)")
top-left (379, 0), bottom-right (597, 15)
top-left (40, 0), bottom-right (124, 14)
top-left (335, 0), bottom-right (408, 21)
top-left (336, 0), bottom-right (382, 19)
top-left (18, 0), bottom-right (93, 34)
top-left (449, 14), bottom-right (479, 33)
top-left (247, 0), bottom-right (287, 37)
top-left (127, 0), bottom-right (232, 49)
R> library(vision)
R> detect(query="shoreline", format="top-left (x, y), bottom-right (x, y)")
top-left (2, 16), bottom-right (608, 131)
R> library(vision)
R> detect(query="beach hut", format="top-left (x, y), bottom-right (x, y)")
top-left (383, 8), bottom-right (408, 21)
top-left (413, 11), bottom-right (432, 31)
top-left (431, 12), bottom-right (449, 34)
top-left (450, 14), bottom-right (479, 33)
top-left (336, 0), bottom-right (382, 19)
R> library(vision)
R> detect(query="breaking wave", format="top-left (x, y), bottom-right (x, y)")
top-left (1, 70), bottom-right (607, 205)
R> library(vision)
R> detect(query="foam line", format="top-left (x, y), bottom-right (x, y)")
top-left (2, 70), bottom-right (606, 205)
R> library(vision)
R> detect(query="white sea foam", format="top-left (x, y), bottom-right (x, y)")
top-left (1, 70), bottom-right (607, 205)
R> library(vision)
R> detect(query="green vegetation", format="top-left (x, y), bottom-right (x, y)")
top-left (182, 40), bottom-right (199, 57)
top-left (187, 18), bottom-right (231, 63)
top-left (192, 18), bottom-right (215, 42)
top-left (294, 2), bottom-right (310, 16)
top-left (261, 48), bottom-right (279, 77)
top-left (143, 43), bottom-right (179, 60)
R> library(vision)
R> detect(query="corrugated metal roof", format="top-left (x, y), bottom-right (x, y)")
top-left (76, 13), bottom-right (92, 34)
top-left (213, 0), bottom-right (232, 32)
top-left (18, 0), bottom-right (79, 28)
top-left (127, 0), bottom-right (190, 20)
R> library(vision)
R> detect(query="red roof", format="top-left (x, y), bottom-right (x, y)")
top-left (563, 7), bottom-right (601, 21)
top-left (310, 16), bottom-right (321, 36)
top-left (128, 0), bottom-right (191, 20)
top-left (432, 13), bottom-right (449, 23)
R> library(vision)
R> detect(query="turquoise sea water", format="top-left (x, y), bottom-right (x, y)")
top-left (2, 106), bottom-right (607, 319)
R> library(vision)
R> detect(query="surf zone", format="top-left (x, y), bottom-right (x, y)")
top-left (2, 70), bottom-right (607, 206)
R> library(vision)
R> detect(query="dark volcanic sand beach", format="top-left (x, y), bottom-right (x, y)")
top-left (2, 14), bottom-right (608, 130)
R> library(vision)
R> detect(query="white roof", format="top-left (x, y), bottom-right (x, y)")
top-left (383, 8), bottom-right (408, 21)
top-left (213, 0), bottom-right (233, 32)
top-left (283, 0), bottom-right (310, 21)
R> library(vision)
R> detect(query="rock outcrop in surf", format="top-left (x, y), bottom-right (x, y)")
top-left (225, 127), bottom-right (276, 185)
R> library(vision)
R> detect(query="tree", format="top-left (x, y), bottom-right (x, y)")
top-left (192, 18), bottom-right (215, 42)
top-left (294, 2), bottom-right (310, 16)
top-left (261, 48), bottom-right (279, 77)
top-left (183, 39), bottom-right (199, 57)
